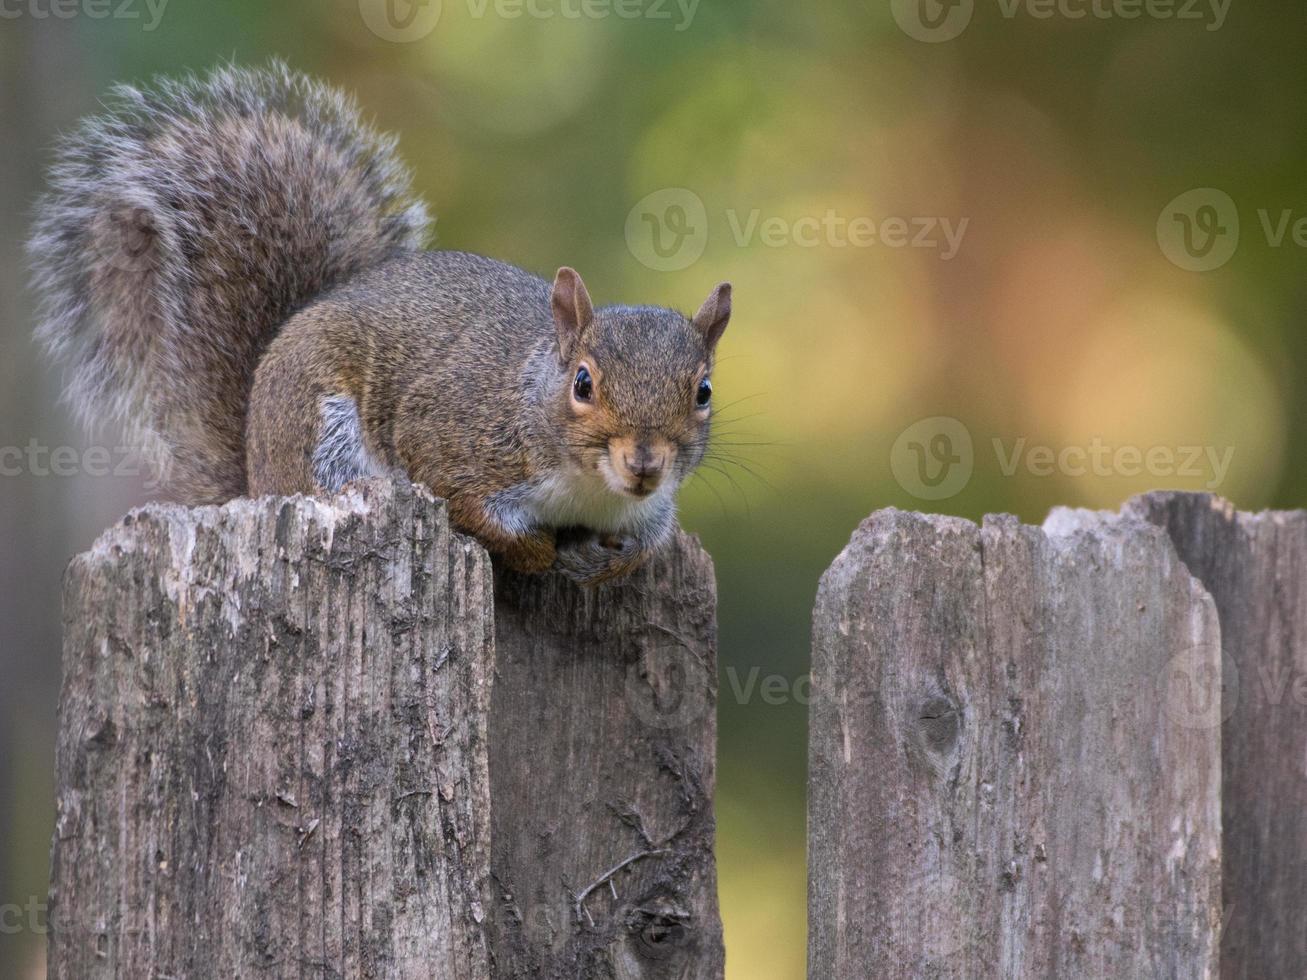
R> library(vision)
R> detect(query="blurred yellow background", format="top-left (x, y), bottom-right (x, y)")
top-left (1, 1), bottom-right (1302, 977)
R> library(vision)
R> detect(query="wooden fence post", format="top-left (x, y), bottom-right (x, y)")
top-left (47, 479), bottom-right (723, 979)
top-left (489, 538), bottom-right (723, 977)
top-left (808, 508), bottom-right (1223, 979)
top-left (1125, 492), bottom-right (1307, 980)
top-left (49, 480), bottom-right (496, 978)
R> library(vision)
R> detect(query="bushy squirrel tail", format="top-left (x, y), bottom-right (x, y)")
top-left (28, 62), bottom-right (431, 503)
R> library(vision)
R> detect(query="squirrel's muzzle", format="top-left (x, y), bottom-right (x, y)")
top-left (608, 435), bottom-right (673, 497)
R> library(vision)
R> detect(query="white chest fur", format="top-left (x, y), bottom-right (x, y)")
top-left (489, 468), bottom-right (673, 536)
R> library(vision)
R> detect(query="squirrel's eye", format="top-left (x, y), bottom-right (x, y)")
top-left (573, 366), bottom-right (594, 402)
top-left (696, 377), bottom-right (713, 408)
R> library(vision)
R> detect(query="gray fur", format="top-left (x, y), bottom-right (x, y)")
top-left (27, 61), bottom-right (431, 503)
top-left (312, 395), bottom-right (388, 493)
top-left (552, 498), bottom-right (676, 583)
top-left (484, 483), bottom-right (538, 538)
top-left (29, 64), bottom-right (732, 586)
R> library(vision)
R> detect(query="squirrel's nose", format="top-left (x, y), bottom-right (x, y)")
top-left (624, 447), bottom-right (665, 482)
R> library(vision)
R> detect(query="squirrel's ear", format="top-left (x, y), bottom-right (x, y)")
top-left (692, 283), bottom-right (732, 350)
top-left (551, 267), bottom-right (595, 363)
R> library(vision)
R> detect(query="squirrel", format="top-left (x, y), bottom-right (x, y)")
top-left (28, 62), bottom-right (732, 587)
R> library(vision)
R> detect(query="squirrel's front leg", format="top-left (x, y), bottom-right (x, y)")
top-left (447, 494), bottom-right (557, 574)
top-left (553, 535), bottom-right (649, 587)
top-left (497, 528), bottom-right (558, 574)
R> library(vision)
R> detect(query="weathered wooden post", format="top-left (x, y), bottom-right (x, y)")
top-left (49, 482), bottom-right (497, 978)
top-left (808, 508), bottom-right (1223, 978)
top-left (1127, 493), bottom-right (1307, 980)
top-left (490, 541), bottom-right (722, 977)
top-left (48, 480), bottom-right (723, 979)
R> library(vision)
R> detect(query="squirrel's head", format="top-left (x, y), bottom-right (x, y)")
top-left (550, 267), bottom-right (731, 500)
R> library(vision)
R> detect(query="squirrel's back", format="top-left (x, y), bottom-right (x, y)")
top-left (28, 62), bottom-right (430, 503)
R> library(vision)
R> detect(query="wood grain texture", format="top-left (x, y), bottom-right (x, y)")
top-left (489, 533), bottom-right (723, 979)
top-left (1126, 492), bottom-right (1307, 980)
top-left (49, 481), bottom-right (496, 979)
top-left (48, 479), bottom-right (723, 980)
top-left (809, 508), bottom-right (1223, 979)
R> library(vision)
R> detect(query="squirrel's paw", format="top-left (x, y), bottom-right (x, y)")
top-left (553, 534), bottom-right (641, 587)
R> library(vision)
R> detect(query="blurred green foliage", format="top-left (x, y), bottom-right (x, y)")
top-left (4, 1), bottom-right (1306, 976)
